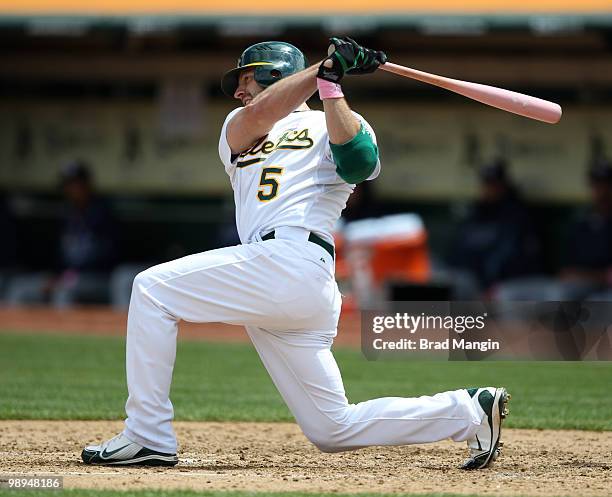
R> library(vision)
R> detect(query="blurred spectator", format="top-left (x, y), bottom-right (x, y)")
top-left (561, 159), bottom-right (612, 298)
top-left (447, 159), bottom-right (542, 296)
top-left (494, 159), bottom-right (612, 301)
top-left (6, 161), bottom-right (118, 307)
top-left (0, 192), bottom-right (18, 300)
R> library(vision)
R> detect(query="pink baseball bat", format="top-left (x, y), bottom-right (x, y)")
top-left (379, 62), bottom-right (562, 124)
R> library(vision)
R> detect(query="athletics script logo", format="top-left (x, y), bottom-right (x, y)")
top-left (237, 129), bottom-right (314, 168)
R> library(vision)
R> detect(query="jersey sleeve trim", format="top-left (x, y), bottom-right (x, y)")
top-left (355, 113), bottom-right (381, 182)
top-left (324, 112), bottom-right (381, 183)
top-left (329, 122), bottom-right (379, 184)
top-left (218, 107), bottom-right (244, 176)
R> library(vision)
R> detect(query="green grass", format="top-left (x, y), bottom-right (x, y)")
top-left (0, 331), bottom-right (610, 430)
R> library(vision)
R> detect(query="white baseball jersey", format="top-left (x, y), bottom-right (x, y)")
top-left (218, 108), bottom-right (380, 244)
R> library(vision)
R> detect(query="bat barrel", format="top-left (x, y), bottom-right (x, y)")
top-left (379, 63), bottom-right (562, 124)
top-left (452, 81), bottom-right (562, 124)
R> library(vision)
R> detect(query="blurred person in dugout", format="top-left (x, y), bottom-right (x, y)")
top-left (562, 159), bottom-right (612, 299)
top-left (7, 161), bottom-right (118, 308)
top-left (446, 158), bottom-right (542, 298)
top-left (495, 158), bottom-right (612, 301)
top-left (0, 191), bottom-right (18, 300)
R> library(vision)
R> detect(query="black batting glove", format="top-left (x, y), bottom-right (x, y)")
top-left (345, 37), bottom-right (387, 75)
top-left (317, 36), bottom-right (387, 83)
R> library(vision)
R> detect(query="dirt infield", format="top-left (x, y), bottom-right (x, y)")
top-left (2, 308), bottom-right (611, 496)
top-left (1, 420), bottom-right (611, 496)
top-left (0, 307), bottom-right (361, 346)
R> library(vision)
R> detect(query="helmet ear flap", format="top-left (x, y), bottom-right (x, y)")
top-left (253, 65), bottom-right (284, 88)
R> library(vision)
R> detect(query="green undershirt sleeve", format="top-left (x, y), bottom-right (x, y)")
top-left (329, 123), bottom-right (379, 184)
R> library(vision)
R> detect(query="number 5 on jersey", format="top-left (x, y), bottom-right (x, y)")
top-left (258, 167), bottom-right (284, 202)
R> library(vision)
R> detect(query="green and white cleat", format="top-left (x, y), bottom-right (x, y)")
top-left (461, 387), bottom-right (510, 470)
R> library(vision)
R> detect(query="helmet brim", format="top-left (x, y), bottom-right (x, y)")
top-left (221, 62), bottom-right (275, 97)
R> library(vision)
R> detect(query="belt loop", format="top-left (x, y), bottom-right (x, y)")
top-left (275, 226), bottom-right (310, 243)
top-left (257, 228), bottom-right (335, 260)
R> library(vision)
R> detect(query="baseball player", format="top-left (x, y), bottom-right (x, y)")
top-left (82, 38), bottom-right (509, 470)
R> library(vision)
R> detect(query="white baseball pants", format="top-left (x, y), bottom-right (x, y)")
top-left (122, 227), bottom-right (483, 454)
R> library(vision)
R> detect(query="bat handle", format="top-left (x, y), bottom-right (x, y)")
top-left (322, 44), bottom-right (336, 69)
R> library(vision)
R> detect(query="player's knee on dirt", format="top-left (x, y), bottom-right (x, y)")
top-left (330, 123), bottom-right (378, 184)
top-left (300, 415), bottom-right (354, 453)
top-left (304, 431), bottom-right (343, 453)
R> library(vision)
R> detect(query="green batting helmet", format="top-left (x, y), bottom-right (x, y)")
top-left (221, 41), bottom-right (307, 97)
